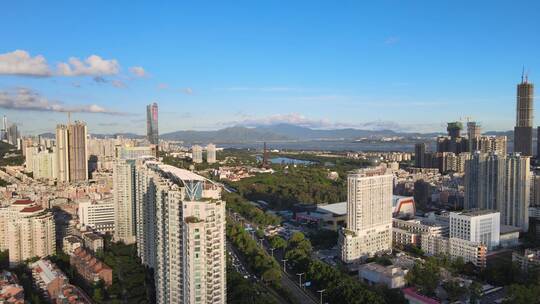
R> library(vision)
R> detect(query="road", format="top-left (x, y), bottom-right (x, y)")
top-left (229, 212), bottom-right (318, 304)
top-left (227, 241), bottom-right (290, 304)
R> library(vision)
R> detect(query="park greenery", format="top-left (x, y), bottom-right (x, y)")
top-left (232, 165), bottom-right (347, 209)
top-left (0, 141), bottom-right (24, 167)
top-left (226, 222), bottom-right (282, 286)
top-left (223, 192), bottom-right (281, 226)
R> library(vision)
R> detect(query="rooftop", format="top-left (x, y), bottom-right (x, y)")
top-left (159, 164), bottom-right (206, 181)
top-left (317, 202), bottom-right (347, 215)
top-left (500, 225), bottom-right (522, 234)
top-left (454, 209), bottom-right (499, 217)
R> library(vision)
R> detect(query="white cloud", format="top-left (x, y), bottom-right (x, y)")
top-left (0, 50), bottom-right (51, 76)
top-left (0, 87), bottom-right (123, 114)
top-left (182, 87), bottom-right (193, 95)
top-left (56, 55), bottom-right (119, 76)
top-left (129, 66), bottom-right (146, 77)
top-left (230, 113), bottom-right (334, 129)
top-left (226, 113), bottom-right (426, 131)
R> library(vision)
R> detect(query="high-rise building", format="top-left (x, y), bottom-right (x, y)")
top-left (56, 125), bottom-right (70, 182)
top-left (449, 210), bottom-right (500, 250)
top-left (113, 160), bottom-right (136, 244)
top-left (207, 143), bottom-right (216, 164)
top-left (467, 121), bottom-right (482, 151)
top-left (464, 152), bottom-right (505, 210)
top-left (146, 102), bottom-right (159, 145)
top-left (6, 124), bottom-right (19, 146)
top-left (502, 153), bottom-right (530, 231)
top-left (32, 149), bottom-right (57, 180)
top-left (134, 159), bottom-right (226, 304)
top-left (414, 143), bottom-right (427, 168)
top-left (55, 122), bottom-right (88, 182)
top-left (470, 136), bottom-right (507, 155)
top-left (537, 126), bottom-right (540, 158)
top-left (514, 73), bottom-right (534, 156)
top-left (339, 167), bottom-right (393, 263)
top-left (0, 200), bottom-right (56, 266)
top-left (68, 121), bottom-right (88, 181)
top-left (437, 122), bottom-right (469, 154)
top-left (464, 152), bottom-right (530, 231)
top-left (192, 145), bottom-right (203, 163)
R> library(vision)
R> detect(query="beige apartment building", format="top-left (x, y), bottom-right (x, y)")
top-left (339, 167), bottom-right (393, 263)
top-left (0, 200), bottom-right (55, 265)
top-left (134, 159), bottom-right (226, 304)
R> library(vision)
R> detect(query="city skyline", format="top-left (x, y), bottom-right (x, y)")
top-left (1, 1), bottom-right (540, 135)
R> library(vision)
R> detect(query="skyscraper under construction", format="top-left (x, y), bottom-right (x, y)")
top-left (514, 72), bottom-right (534, 156)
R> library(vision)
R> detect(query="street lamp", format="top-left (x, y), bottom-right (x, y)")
top-left (281, 259), bottom-right (288, 273)
top-left (296, 272), bottom-right (305, 289)
top-left (317, 289), bottom-right (325, 304)
top-left (270, 247), bottom-right (275, 258)
top-left (258, 238), bottom-right (264, 247)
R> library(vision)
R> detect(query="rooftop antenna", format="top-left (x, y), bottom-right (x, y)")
top-left (67, 112), bottom-right (72, 125)
top-left (522, 66), bottom-right (525, 83)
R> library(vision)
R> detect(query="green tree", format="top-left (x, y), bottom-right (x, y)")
top-left (269, 236), bottom-right (287, 250)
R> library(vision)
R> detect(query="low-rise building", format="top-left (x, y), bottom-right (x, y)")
top-left (77, 199), bottom-right (115, 234)
top-left (513, 249), bottom-right (540, 273)
top-left (30, 259), bottom-right (69, 301)
top-left (392, 196), bottom-right (415, 218)
top-left (500, 225), bottom-right (521, 248)
top-left (30, 259), bottom-right (92, 304)
top-left (0, 270), bottom-right (24, 304)
top-left (82, 232), bottom-right (104, 253)
top-left (449, 210), bottom-right (500, 250)
top-left (392, 217), bottom-right (448, 248)
top-left (62, 235), bottom-right (83, 255)
top-left (70, 247), bottom-right (113, 286)
top-left (358, 263), bottom-right (408, 289)
top-left (421, 234), bottom-right (487, 267)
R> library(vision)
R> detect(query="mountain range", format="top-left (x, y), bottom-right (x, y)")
top-left (38, 124), bottom-right (520, 143)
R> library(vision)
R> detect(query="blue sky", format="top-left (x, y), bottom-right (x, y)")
top-left (1, 1), bottom-right (540, 135)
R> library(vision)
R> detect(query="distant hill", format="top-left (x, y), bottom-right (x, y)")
top-left (39, 132), bottom-right (144, 139)
top-left (161, 126), bottom-right (289, 143)
top-left (38, 123), bottom-right (520, 144)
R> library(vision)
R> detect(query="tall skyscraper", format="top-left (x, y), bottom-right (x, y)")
top-left (207, 143), bottom-right (216, 164)
top-left (146, 102), bottom-right (159, 145)
top-left (470, 136), bottom-right (507, 155)
top-left (537, 126), bottom-right (540, 158)
top-left (502, 153), bottom-right (530, 231)
top-left (464, 152), bottom-right (530, 231)
top-left (135, 159), bottom-right (226, 304)
top-left (192, 145), bottom-right (203, 163)
top-left (68, 121), bottom-right (88, 181)
top-left (55, 121), bottom-right (88, 182)
top-left (55, 125), bottom-right (70, 182)
top-left (339, 167), bottom-right (393, 263)
top-left (437, 122), bottom-right (469, 154)
top-left (467, 121), bottom-right (481, 151)
top-left (113, 159), bottom-right (136, 244)
top-left (464, 152), bottom-right (504, 210)
top-left (514, 73), bottom-right (534, 156)
top-left (414, 143), bottom-right (427, 168)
